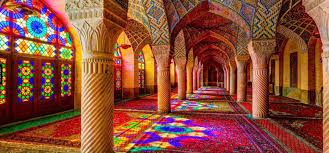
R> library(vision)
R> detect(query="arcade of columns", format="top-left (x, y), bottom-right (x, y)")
top-left (66, 0), bottom-right (329, 152)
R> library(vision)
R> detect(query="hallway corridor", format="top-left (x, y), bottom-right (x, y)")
top-left (0, 87), bottom-right (322, 152)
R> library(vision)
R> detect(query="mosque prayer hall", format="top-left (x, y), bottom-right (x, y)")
top-left (0, 0), bottom-right (328, 152)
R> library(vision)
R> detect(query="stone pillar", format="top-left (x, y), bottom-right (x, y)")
top-left (193, 65), bottom-right (198, 91)
top-left (302, 1), bottom-right (329, 151)
top-left (200, 65), bottom-right (204, 87)
top-left (153, 45), bottom-right (171, 113)
top-left (197, 62), bottom-right (202, 89)
top-left (249, 39), bottom-right (275, 118)
top-left (175, 58), bottom-right (187, 100)
top-left (223, 68), bottom-right (227, 89)
top-left (186, 63), bottom-right (194, 94)
top-left (74, 23), bottom-right (118, 153)
top-left (225, 65), bottom-right (230, 91)
top-left (68, 1), bottom-right (126, 150)
top-left (235, 55), bottom-right (250, 102)
top-left (229, 61), bottom-right (237, 95)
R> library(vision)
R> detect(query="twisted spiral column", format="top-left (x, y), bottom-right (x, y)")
top-left (300, 4), bottom-right (329, 151)
top-left (197, 68), bottom-right (201, 89)
top-left (186, 64), bottom-right (193, 94)
top-left (249, 39), bottom-right (275, 118)
top-left (200, 66), bottom-right (204, 87)
top-left (229, 62), bottom-right (237, 95)
top-left (225, 66), bottom-right (230, 91)
top-left (223, 68), bottom-right (227, 89)
top-left (236, 56), bottom-right (249, 102)
top-left (193, 65), bottom-right (198, 91)
top-left (323, 50), bottom-right (329, 152)
top-left (175, 58), bottom-right (187, 100)
top-left (81, 58), bottom-right (114, 153)
top-left (153, 45), bottom-right (171, 114)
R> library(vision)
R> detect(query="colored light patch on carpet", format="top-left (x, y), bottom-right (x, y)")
top-left (194, 90), bottom-right (227, 95)
top-left (124, 114), bottom-right (286, 152)
top-left (171, 100), bottom-right (235, 113)
top-left (187, 94), bottom-right (229, 100)
top-left (198, 87), bottom-right (226, 91)
top-left (272, 119), bottom-right (322, 149)
top-left (0, 111), bottom-right (161, 150)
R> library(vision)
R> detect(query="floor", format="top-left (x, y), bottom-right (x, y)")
top-left (0, 87), bottom-right (322, 153)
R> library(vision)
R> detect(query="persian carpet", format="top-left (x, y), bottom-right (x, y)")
top-left (272, 118), bottom-right (322, 149)
top-left (170, 100), bottom-right (246, 114)
top-left (0, 111), bottom-right (161, 151)
top-left (115, 99), bottom-right (158, 111)
top-left (124, 114), bottom-right (286, 152)
top-left (239, 102), bottom-right (322, 118)
top-left (187, 94), bottom-right (232, 101)
top-left (256, 119), bottom-right (320, 153)
top-left (194, 90), bottom-right (228, 95)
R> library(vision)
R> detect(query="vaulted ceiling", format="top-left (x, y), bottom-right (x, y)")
top-left (124, 0), bottom-right (317, 70)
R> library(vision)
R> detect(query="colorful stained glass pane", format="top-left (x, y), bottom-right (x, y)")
top-left (15, 38), bottom-right (56, 57)
top-left (0, 7), bottom-right (12, 34)
top-left (116, 70), bottom-right (121, 90)
top-left (41, 62), bottom-right (54, 100)
top-left (114, 44), bottom-right (122, 90)
top-left (12, 7), bottom-right (57, 43)
top-left (0, 34), bottom-right (10, 51)
top-left (59, 47), bottom-right (73, 60)
top-left (17, 60), bottom-right (34, 103)
top-left (0, 58), bottom-right (6, 104)
top-left (58, 29), bottom-right (72, 47)
top-left (61, 64), bottom-right (71, 97)
top-left (138, 51), bottom-right (145, 89)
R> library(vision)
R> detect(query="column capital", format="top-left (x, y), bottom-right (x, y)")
top-left (66, 0), bottom-right (127, 28)
top-left (235, 55), bottom-right (250, 62)
top-left (72, 19), bottom-right (122, 59)
top-left (229, 60), bottom-right (237, 70)
top-left (249, 39), bottom-right (275, 68)
top-left (174, 57), bottom-right (187, 66)
top-left (152, 45), bottom-right (170, 69)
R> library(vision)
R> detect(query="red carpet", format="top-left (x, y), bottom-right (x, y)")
top-left (256, 119), bottom-right (319, 153)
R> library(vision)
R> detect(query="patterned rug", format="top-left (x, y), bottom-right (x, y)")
top-left (194, 90), bottom-right (228, 95)
top-left (198, 87), bottom-right (226, 91)
top-left (0, 111), bottom-right (161, 151)
top-left (123, 114), bottom-right (286, 152)
top-left (256, 119), bottom-right (320, 153)
top-left (187, 94), bottom-right (232, 100)
top-left (239, 102), bottom-right (322, 118)
top-left (115, 99), bottom-right (158, 111)
top-left (272, 118), bottom-right (322, 149)
top-left (171, 100), bottom-right (246, 114)
top-left (231, 95), bottom-right (252, 102)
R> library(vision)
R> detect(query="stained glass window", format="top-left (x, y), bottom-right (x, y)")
top-left (0, 35), bottom-right (10, 51)
top-left (59, 47), bottom-right (73, 60)
top-left (61, 64), bottom-right (72, 97)
top-left (17, 60), bottom-right (34, 103)
top-left (0, 58), bottom-right (6, 104)
top-left (15, 38), bottom-right (56, 57)
top-left (41, 62), bottom-right (54, 100)
top-left (114, 44), bottom-right (122, 90)
top-left (138, 51), bottom-right (145, 89)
